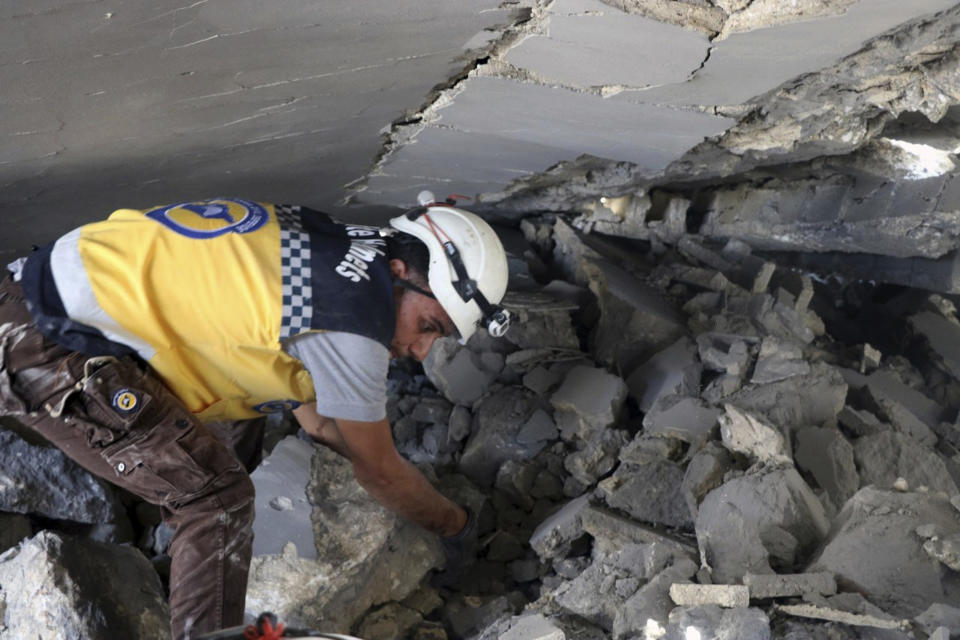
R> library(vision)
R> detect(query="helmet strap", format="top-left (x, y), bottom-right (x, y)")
top-left (394, 278), bottom-right (436, 300)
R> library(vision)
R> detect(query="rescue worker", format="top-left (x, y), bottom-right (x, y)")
top-left (0, 192), bottom-right (510, 639)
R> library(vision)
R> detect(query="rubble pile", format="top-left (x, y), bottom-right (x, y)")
top-left (3, 214), bottom-right (960, 639)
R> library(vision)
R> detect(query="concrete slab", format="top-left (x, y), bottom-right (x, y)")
top-left (506, 0), bottom-right (710, 89)
top-left (632, 0), bottom-right (957, 107)
top-left (250, 435), bottom-right (316, 558)
top-left (669, 583), bottom-right (749, 608)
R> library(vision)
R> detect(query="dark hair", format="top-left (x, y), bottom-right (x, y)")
top-left (386, 232), bottom-right (430, 284)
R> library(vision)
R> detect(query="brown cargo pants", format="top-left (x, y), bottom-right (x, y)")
top-left (0, 275), bottom-right (255, 640)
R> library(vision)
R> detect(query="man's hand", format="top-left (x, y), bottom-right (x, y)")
top-left (440, 506), bottom-right (479, 569)
top-left (293, 403), bottom-right (465, 537)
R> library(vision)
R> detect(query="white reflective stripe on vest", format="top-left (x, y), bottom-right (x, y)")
top-left (50, 227), bottom-right (157, 361)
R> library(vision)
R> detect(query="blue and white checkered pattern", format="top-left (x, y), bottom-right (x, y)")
top-left (275, 204), bottom-right (313, 338)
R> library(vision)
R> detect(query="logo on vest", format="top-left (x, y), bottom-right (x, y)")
top-left (253, 399), bottom-right (303, 414)
top-left (335, 226), bottom-right (386, 283)
top-left (145, 198), bottom-right (269, 239)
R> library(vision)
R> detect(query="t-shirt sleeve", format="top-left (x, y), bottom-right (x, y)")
top-left (283, 331), bottom-right (390, 422)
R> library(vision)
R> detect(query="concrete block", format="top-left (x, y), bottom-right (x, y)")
top-left (808, 487), bottom-right (960, 617)
top-left (251, 435), bottom-right (317, 558)
top-left (627, 336), bottom-right (701, 412)
top-left (460, 387), bottom-right (545, 487)
top-left (669, 584), bottom-right (749, 608)
top-left (551, 365), bottom-right (627, 441)
top-left (853, 431), bottom-right (958, 496)
top-left (642, 395), bottom-right (720, 448)
top-left (795, 426), bottom-right (859, 511)
top-left (613, 559), bottom-right (700, 636)
top-left (580, 506), bottom-right (698, 560)
top-left (502, 291), bottom-right (580, 351)
top-left (750, 336), bottom-right (810, 384)
top-left (529, 494), bottom-right (592, 561)
top-left (838, 405), bottom-right (887, 437)
top-left (742, 572), bottom-right (837, 599)
top-left (719, 404), bottom-right (790, 464)
top-left (696, 467), bottom-right (830, 584)
top-left (564, 428), bottom-right (629, 487)
top-left (697, 333), bottom-right (752, 375)
top-left (516, 409), bottom-right (559, 446)
top-left (842, 368), bottom-right (947, 440)
top-left (599, 447), bottom-right (693, 529)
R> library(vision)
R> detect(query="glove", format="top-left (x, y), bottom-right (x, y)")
top-left (440, 506), bottom-right (479, 570)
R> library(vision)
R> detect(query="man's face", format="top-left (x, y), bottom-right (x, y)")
top-left (389, 259), bottom-right (455, 361)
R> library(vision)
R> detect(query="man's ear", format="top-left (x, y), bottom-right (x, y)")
top-left (389, 258), bottom-right (408, 280)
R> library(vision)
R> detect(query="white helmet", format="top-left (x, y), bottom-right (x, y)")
top-left (388, 191), bottom-right (511, 342)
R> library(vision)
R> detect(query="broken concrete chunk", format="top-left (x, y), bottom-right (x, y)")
top-left (0, 531), bottom-right (169, 639)
top-left (742, 572), bottom-right (837, 599)
top-left (0, 429), bottom-right (124, 526)
top-left (771, 272), bottom-right (814, 315)
top-left (853, 431), bottom-right (958, 496)
top-left (460, 387), bottom-right (544, 487)
top-left (915, 603), bottom-right (960, 637)
top-left (669, 583), bottom-right (749, 608)
top-left (808, 487), bottom-right (960, 617)
top-left (681, 442), bottom-right (735, 519)
top-left (356, 603), bottom-right (424, 640)
top-left (696, 467), bottom-right (829, 583)
top-left (248, 446), bottom-right (443, 631)
top-left (410, 397), bottom-right (453, 424)
top-left (719, 404), bottom-right (790, 464)
top-left (627, 336), bottom-right (701, 412)
top-left (581, 506), bottom-right (698, 561)
top-left (550, 365), bottom-right (627, 441)
top-left (448, 405), bottom-right (472, 442)
top-left (922, 532), bottom-right (960, 571)
top-left (861, 343), bottom-right (883, 374)
top-left (842, 368), bottom-right (946, 443)
top-left (564, 428), bottom-right (629, 487)
top-left (599, 449), bottom-right (692, 530)
top-left (423, 337), bottom-right (498, 406)
top-left (529, 494), bottom-right (592, 561)
top-left (662, 605), bottom-right (771, 640)
top-left (838, 405), bottom-right (887, 437)
top-left (909, 311), bottom-right (960, 382)
top-left (750, 336), bottom-right (810, 384)
top-left (502, 291), bottom-right (580, 351)
top-left (728, 362), bottom-right (847, 430)
top-left (613, 558), bottom-right (700, 637)
top-left (442, 595), bottom-right (513, 640)
top-left (642, 395), bottom-right (720, 449)
top-left (795, 426), bottom-right (859, 512)
top-left (251, 435), bottom-right (317, 558)
top-left (697, 333), bottom-right (752, 376)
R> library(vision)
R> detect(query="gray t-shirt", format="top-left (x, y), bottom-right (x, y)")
top-left (283, 331), bottom-right (390, 422)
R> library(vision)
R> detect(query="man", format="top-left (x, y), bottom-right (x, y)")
top-left (0, 193), bottom-right (510, 638)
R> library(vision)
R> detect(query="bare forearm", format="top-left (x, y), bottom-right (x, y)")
top-left (356, 457), bottom-right (466, 537)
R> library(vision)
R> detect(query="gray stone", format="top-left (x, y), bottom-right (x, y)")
top-left (443, 595), bottom-right (512, 640)
top-left (529, 494), bottom-right (592, 561)
top-left (246, 446), bottom-right (443, 632)
top-left (853, 431), bottom-right (958, 496)
top-left (681, 443), bottom-right (735, 519)
top-left (742, 572), bottom-right (837, 599)
top-left (550, 365), bottom-right (627, 441)
top-left (0, 531), bottom-right (169, 639)
top-left (495, 460), bottom-right (540, 511)
top-left (808, 487), bottom-right (960, 617)
top-left (923, 532), bottom-right (960, 571)
top-left (0, 513), bottom-right (30, 555)
top-left (423, 338), bottom-right (498, 406)
top-left (251, 435), bottom-right (316, 558)
top-left (0, 429), bottom-right (123, 525)
top-left (696, 467), bottom-right (830, 583)
top-left (751, 336), bottom-right (810, 384)
top-left (727, 362), bottom-right (847, 430)
top-left (773, 602), bottom-right (909, 632)
top-left (669, 583), bottom-right (750, 608)
top-left (795, 427), bottom-right (859, 511)
top-left (448, 405), bottom-right (472, 443)
top-left (842, 368), bottom-right (946, 444)
top-left (501, 291), bottom-right (580, 351)
top-left (580, 506), bottom-right (698, 561)
top-left (663, 605), bottom-right (771, 640)
top-left (719, 404), bottom-right (790, 464)
top-left (460, 387), bottom-right (544, 487)
top-left (627, 336), bottom-right (702, 412)
top-left (838, 406), bottom-right (887, 437)
top-left (411, 397), bottom-right (453, 424)
top-left (697, 333), bottom-right (752, 376)
top-left (642, 395), bottom-right (720, 449)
